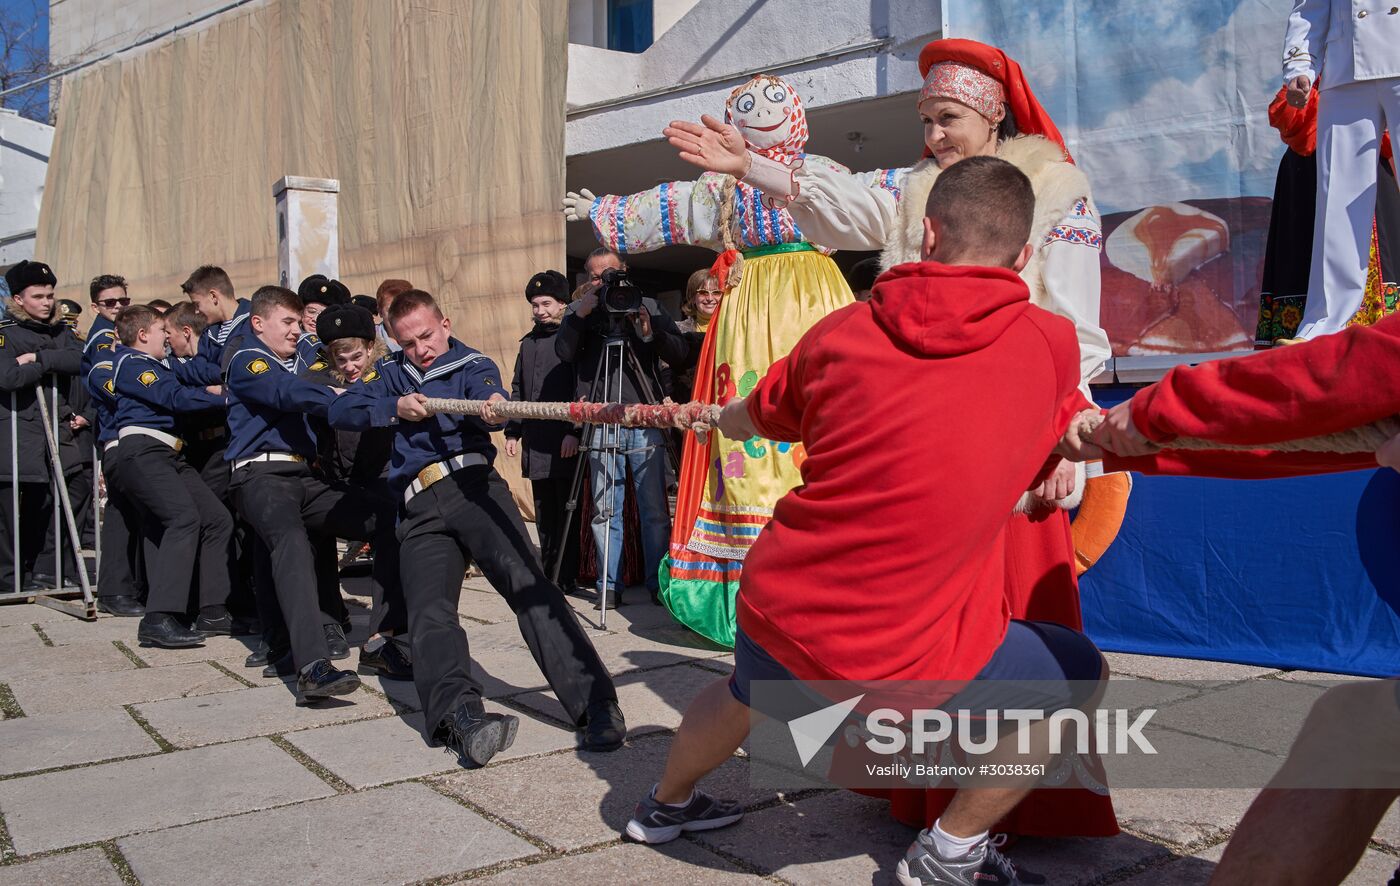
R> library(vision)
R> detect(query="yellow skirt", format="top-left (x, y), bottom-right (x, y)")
top-left (661, 243), bottom-right (854, 646)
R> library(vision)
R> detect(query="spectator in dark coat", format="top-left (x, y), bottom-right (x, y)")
top-left (0, 260), bottom-right (86, 591)
top-left (505, 270), bottom-right (581, 592)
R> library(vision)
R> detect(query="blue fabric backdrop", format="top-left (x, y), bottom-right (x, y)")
top-left (1081, 387), bottom-right (1400, 677)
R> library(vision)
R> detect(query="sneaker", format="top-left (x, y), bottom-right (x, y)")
top-left (895, 831), bottom-right (1043, 886)
top-left (624, 785), bottom-right (743, 844)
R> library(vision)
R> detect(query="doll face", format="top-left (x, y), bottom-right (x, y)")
top-left (728, 79), bottom-right (795, 151)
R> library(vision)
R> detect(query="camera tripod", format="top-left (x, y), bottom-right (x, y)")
top-left (549, 313), bottom-right (677, 629)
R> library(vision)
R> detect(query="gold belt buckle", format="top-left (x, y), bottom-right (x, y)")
top-left (417, 462), bottom-right (445, 490)
top-left (173, 438), bottom-right (185, 453)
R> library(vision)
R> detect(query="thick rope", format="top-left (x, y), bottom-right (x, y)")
top-left (428, 398), bottom-right (1400, 453)
top-left (1071, 411), bottom-right (1400, 454)
top-left (423, 398), bottom-right (721, 430)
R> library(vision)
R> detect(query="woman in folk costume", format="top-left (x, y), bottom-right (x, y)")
top-left (561, 74), bottom-right (854, 646)
top-left (665, 39), bottom-right (1119, 838)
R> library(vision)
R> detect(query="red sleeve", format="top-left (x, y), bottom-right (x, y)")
top-left (1106, 449), bottom-right (1378, 478)
top-left (746, 348), bottom-right (806, 443)
top-left (1132, 316), bottom-right (1400, 445)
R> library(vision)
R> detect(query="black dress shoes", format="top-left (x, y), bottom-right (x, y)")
top-left (194, 608), bottom-right (233, 636)
top-left (97, 595), bottom-right (145, 617)
top-left (436, 701), bottom-right (518, 767)
top-left (579, 699), bottom-right (627, 752)
top-left (263, 649), bottom-right (298, 678)
top-left (30, 573), bottom-right (78, 590)
top-left (323, 623), bottom-right (351, 660)
top-left (357, 640), bottom-right (413, 680)
top-left (137, 613), bottom-right (206, 649)
top-left (297, 658), bottom-right (360, 704)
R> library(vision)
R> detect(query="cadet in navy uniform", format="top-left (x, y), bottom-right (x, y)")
top-left (225, 285), bottom-right (400, 704)
top-left (86, 324), bottom-right (147, 617)
top-left (111, 305), bottom-right (231, 648)
top-left (174, 265), bottom-right (252, 387)
top-left (328, 289), bottom-right (624, 766)
top-left (0, 260), bottom-right (85, 592)
top-left (293, 274), bottom-right (350, 374)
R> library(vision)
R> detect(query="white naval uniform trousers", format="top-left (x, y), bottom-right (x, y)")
top-left (1285, 0), bottom-right (1400, 337)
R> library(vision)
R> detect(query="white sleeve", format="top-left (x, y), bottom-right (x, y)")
top-left (743, 151), bottom-right (903, 252)
top-left (1282, 0), bottom-right (1329, 84)
top-left (1038, 200), bottom-right (1111, 399)
top-left (587, 176), bottom-right (728, 254)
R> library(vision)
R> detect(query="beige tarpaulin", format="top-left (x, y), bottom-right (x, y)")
top-left (36, 0), bottom-right (568, 510)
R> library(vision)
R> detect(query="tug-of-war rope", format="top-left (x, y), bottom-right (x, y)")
top-left (1067, 411), bottom-right (1400, 454)
top-left (423, 398), bottom-right (1400, 454)
top-left (424, 398), bottom-right (722, 430)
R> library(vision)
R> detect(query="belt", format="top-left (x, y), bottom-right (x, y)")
top-left (233, 452), bottom-right (306, 472)
top-left (103, 440), bottom-right (120, 453)
top-left (404, 453), bottom-right (488, 504)
top-left (118, 427), bottom-right (185, 452)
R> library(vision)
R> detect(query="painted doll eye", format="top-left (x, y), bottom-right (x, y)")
top-left (763, 84), bottom-right (787, 104)
top-left (735, 93), bottom-right (755, 114)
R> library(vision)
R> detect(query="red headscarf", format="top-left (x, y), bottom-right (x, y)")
top-left (917, 39), bottom-right (1072, 162)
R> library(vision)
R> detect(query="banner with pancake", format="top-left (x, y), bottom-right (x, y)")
top-left (946, 0), bottom-right (1291, 361)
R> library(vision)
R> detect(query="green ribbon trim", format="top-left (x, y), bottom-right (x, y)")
top-left (741, 242), bottom-right (816, 259)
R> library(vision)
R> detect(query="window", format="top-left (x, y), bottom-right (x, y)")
top-left (607, 0), bottom-right (653, 53)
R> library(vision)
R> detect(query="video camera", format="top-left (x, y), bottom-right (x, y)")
top-left (597, 267), bottom-right (644, 315)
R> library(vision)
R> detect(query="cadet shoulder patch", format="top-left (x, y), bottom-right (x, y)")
top-left (138, 370), bottom-right (158, 387)
top-left (0, 334), bottom-right (6, 347)
top-left (247, 358), bottom-right (269, 375)
top-left (103, 379), bottom-right (115, 395)
top-left (484, 377), bottom-right (496, 387)
top-left (97, 343), bottom-right (113, 351)
top-left (308, 359), bottom-right (328, 372)
top-left (363, 368), bottom-right (380, 382)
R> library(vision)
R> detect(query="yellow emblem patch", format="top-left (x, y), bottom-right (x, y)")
top-left (97, 343), bottom-right (113, 351)
top-left (363, 368), bottom-right (380, 382)
top-left (247, 358), bottom-right (269, 375)
top-left (138, 370), bottom-right (158, 387)
top-left (0, 334), bottom-right (6, 347)
top-left (484, 378), bottom-right (495, 387)
top-left (104, 379), bottom-right (115, 395)
top-left (309, 359), bottom-right (328, 372)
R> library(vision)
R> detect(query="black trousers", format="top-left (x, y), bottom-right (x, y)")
top-left (0, 482), bottom-right (54, 589)
top-left (397, 465), bottom-right (615, 735)
top-left (231, 461), bottom-right (400, 669)
top-left (97, 445), bottom-right (145, 600)
top-left (121, 437), bottom-right (233, 616)
top-left (532, 476), bottom-right (579, 590)
top-left (187, 438), bottom-right (262, 619)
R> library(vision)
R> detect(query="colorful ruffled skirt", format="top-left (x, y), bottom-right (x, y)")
top-left (659, 243), bottom-right (853, 646)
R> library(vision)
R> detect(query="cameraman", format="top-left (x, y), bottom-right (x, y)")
top-left (556, 248), bottom-right (686, 606)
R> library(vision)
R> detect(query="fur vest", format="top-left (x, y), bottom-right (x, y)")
top-left (880, 136), bottom-right (1093, 513)
top-left (879, 136), bottom-right (1093, 316)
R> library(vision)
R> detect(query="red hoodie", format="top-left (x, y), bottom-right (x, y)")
top-left (737, 262), bottom-right (1086, 685)
top-left (1105, 316), bottom-right (1398, 478)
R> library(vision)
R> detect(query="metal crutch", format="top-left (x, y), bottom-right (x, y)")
top-left (35, 386), bottom-right (95, 618)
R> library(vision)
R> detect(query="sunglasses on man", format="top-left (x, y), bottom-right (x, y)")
top-left (95, 296), bottom-right (131, 308)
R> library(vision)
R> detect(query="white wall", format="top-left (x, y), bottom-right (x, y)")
top-left (0, 111), bottom-right (54, 269)
top-left (566, 0), bottom-right (941, 156)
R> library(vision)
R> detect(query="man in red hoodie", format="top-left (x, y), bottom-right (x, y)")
top-left (624, 157), bottom-right (1106, 886)
top-left (1053, 323), bottom-right (1400, 886)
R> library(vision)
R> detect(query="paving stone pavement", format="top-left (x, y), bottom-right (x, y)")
top-left (0, 598), bottom-right (1393, 884)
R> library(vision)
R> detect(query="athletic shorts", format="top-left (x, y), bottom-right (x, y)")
top-left (729, 619), bottom-right (1104, 714)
